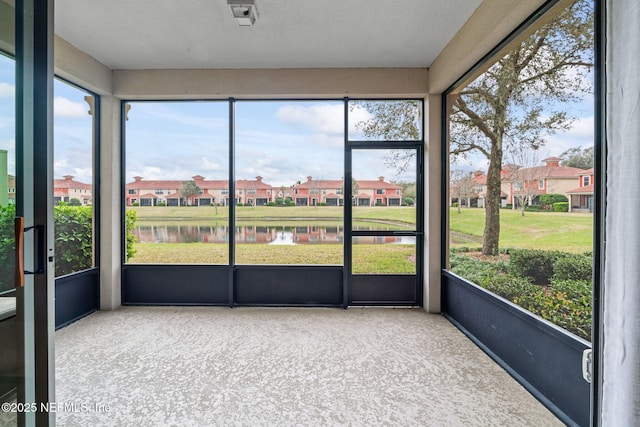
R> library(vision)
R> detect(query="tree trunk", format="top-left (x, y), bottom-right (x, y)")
top-left (482, 146), bottom-right (502, 256)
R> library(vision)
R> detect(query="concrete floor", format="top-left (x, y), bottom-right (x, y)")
top-left (54, 307), bottom-right (562, 426)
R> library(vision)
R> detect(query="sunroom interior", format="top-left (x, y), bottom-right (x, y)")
top-left (1, 0), bottom-right (639, 425)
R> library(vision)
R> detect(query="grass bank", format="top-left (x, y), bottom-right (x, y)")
top-left (129, 205), bottom-right (416, 225)
top-left (449, 207), bottom-right (593, 252)
top-left (129, 243), bottom-right (415, 274)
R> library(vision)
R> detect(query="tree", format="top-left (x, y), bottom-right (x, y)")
top-left (346, 1), bottom-right (593, 255)
top-left (448, 0), bottom-right (593, 254)
top-left (449, 170), bottom-right (475, 214)
top-left (350, 100), bottom-right (422, 174)
top-left (504, 145), bottom-right (547, 216)
top-left (392, 181), bottom-right (417, 200)
top-left (351, 178), bottom-right (359, 205)
top-left (561, 146), bottom-right (594, 169)
top-left (180, 180), bottom-right (201, 206)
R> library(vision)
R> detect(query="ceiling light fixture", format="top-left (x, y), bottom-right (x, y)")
top-left (227, 0), bottom-right (258, 27)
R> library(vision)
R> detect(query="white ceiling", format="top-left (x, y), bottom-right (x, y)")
top-left (54, 0), bottom-right (482, 70)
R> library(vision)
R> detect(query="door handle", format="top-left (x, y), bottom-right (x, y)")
top-left (15, 217), bottom-right (24, 287)
top-left (14, 217), bottom-right (46, 287)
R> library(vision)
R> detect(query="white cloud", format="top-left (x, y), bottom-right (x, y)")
top-left (54, 96), bottom-right (88, 118)
top-left (545, 115), bottom-right (594, 157)
top-left (201, 156), bottom-right (223, 171)
top-left (277, 104), bottom-right (344, 134)
top-left (0, 83), bottom-right (14, 99)
top-left (276, 103), bottom-right (372, 135)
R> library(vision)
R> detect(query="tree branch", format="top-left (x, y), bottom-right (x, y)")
top-left (454, 96), bottom-right (497, 143)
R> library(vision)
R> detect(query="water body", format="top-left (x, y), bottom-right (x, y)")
top-left (134, 222), bottom-right (414, 245)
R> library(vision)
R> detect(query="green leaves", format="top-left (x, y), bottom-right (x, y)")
top-left (0, 204), bottom-right (16, 292)
top-left (53, 205), bottom-right (93, 276)
top-left (0, 205), bottom-right (137, 287)
top-left (450, 248), bottom-right (593, 340)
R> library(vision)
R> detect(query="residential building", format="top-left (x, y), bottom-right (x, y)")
top-left (53, 175), bottom-right (93, 205)
top-left (7, 174), bottom-right (15, 205)
top-left (505, 157), bottom-right (587, 208)
top-left (293, 177), bottom-right (345, 206)
top-left (127, 175), bottom-right (238, 207)
top-left (566, 168), bottom-right (595, 212)
top-left (354, 176), bottom-right (403, 206)
top-left (236, 176), bottom-right (273, 206)
top-left (125, 175), bottom-right (403, 207)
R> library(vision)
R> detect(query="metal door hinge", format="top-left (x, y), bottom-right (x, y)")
top-left (582, 349), bottom-right (592, 383)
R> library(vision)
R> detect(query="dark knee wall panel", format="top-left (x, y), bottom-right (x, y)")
top-left (55, 269), bottom-right (99, 329)
top-left (234, 266), bottom-right (343, 305)
top-left (442, 271), bottom-right (590, 427)
top-left (122, 265), bottom-right (229, 305)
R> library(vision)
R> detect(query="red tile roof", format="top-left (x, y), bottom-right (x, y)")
top-left (236, 179), bottom-right (272, 190)
top-left (566, 184), bottom-right (595, 194)
top-left (296, 179), bottom-right (344, 189)
top-left (356, 180), bottom-right (401, 190)
top-left (54, 177), bottom-right (92, 189)
top-left (509, 164), bottom-right (587, 180)
top-left (576, 168), bottom-right (594, 176)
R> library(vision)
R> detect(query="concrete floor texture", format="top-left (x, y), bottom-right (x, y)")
top-left (54, 307), bottom-right (562, 426)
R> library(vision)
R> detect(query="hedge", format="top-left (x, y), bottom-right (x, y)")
top-left (0, 204), bottom-right (138, 292)
top-left (540, 194), bottom-right (568, 206)
top-left (0, 205), bottom-right (15, 293)
top-left (54, 204), bottom-right (94, 276)
top-left (508, 249), bottom-right (561, 285)
top-left (450, 249), bottom-right (593, 341)
top-left (553, 202), bottom-right (569, 212)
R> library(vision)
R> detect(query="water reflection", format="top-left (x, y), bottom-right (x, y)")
top-left (134, 223), bottom-right (410, 244)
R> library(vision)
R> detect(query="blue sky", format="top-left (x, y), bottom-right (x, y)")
top-left (0, 53), bottom-right (593, 187)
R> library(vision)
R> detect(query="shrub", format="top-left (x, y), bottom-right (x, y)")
top-left (502, 204), bottom-right (513, 209)
top-left (132, 202), bottom-right (139, 207)
top-left (156, 201), bottom-right (166, 207)
top-left (125, 209), bottom-right (138, 261)
top-left (524, 204), bottom-right (543, 212)
top-left (482, 275), bottom-right (540, 302)
top-left (404, 198), bottom-right (415, 206)
top-left (319, 202), bottom-right (327, 206)
top-left (553, 253), bottom-right (592, 282)
top-left (0, 205), bottom-right (138, 284)
top-left (508, 249), bottom-right (563, 285)
top-left (449, 252), bottom-right (507, 285)
top-left (0, 205), bottom-right (16, 292)
top-left (69, 198), bottom-right (82, 206)
top-left (449, 249), bottom-right (592, 341)
top-left (267, 202), bottom-right (276, 206)
top-left (540, 194), bottom-right (568, 208)
top-left (553, 202), bottom-right (569, 212)
top-left (289, 200), bottom-right (296, 206)
top-left (54, 205), bottom-right (93, 276)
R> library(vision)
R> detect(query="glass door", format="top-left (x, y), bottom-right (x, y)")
top-left (0, 42), bottom-right (19, 425)
top-left (1, 0), bottom-right (55, 425)
top-left (346, 99), bottom-right (424, 305)
top-left (349, 148), bottom-right (423, 304)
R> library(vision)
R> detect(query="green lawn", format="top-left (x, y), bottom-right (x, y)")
top-left (449, 207), bottom-right (593, 252)
top-left (127, 206), bottom-right (594, 268)
top-left (129, 243), bottom-right (415, 274)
